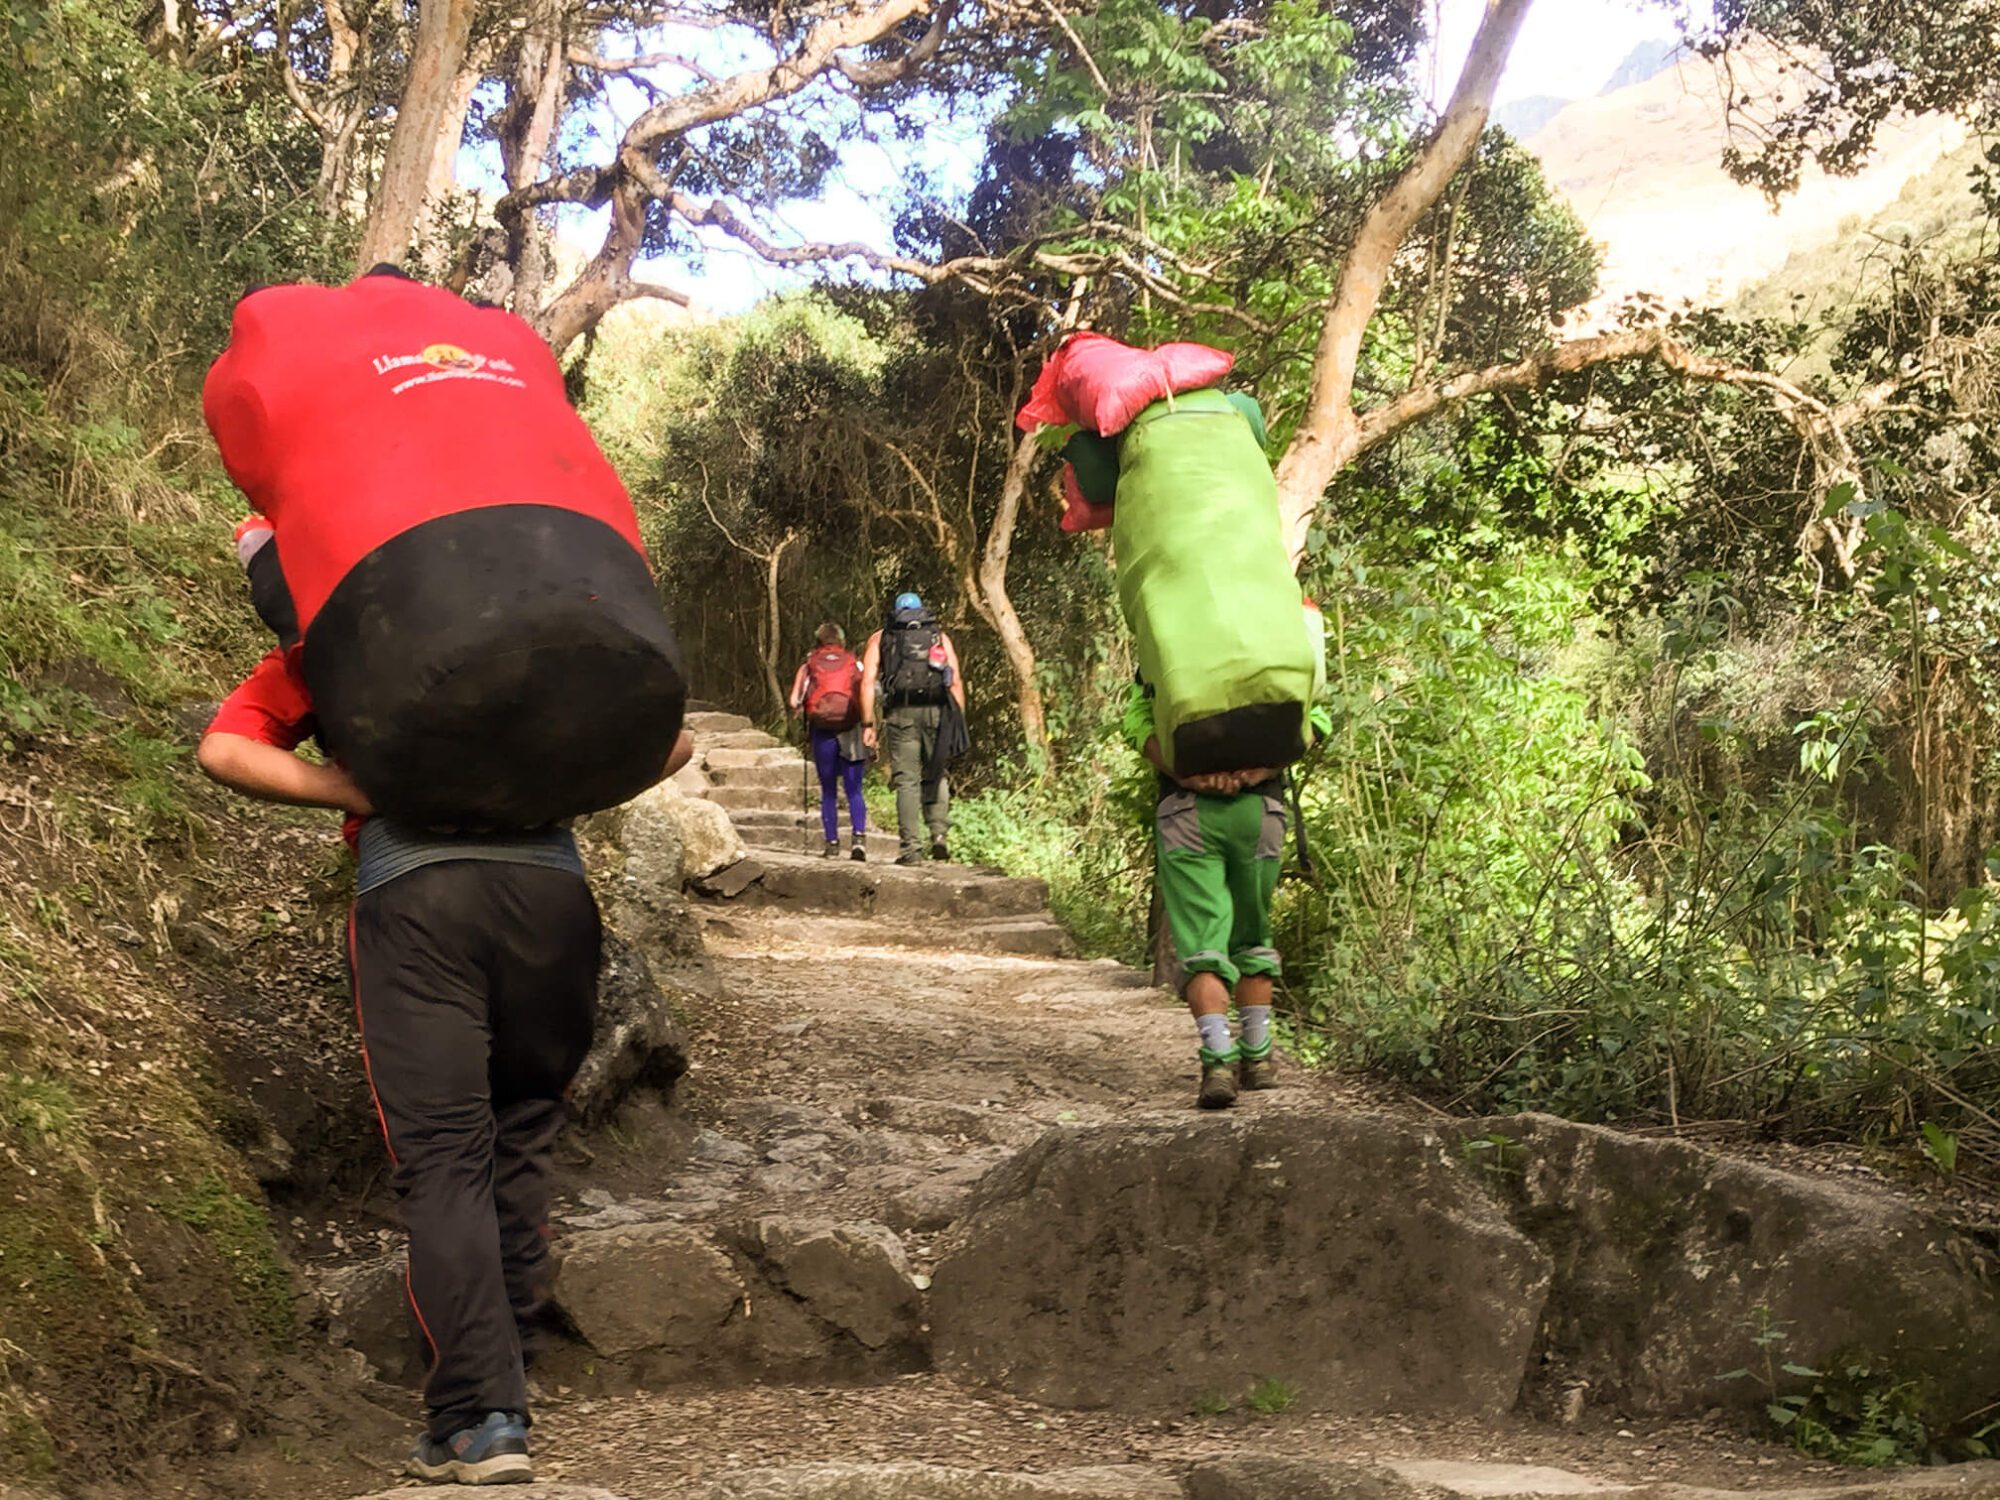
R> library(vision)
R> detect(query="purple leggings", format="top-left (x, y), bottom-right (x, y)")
top-left (810, 729), bottom-right (867, 844)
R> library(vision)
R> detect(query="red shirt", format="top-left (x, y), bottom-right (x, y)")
top-left (206, 648), bottom-right (363, 847)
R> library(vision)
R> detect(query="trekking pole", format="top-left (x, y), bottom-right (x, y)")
top-left (799, 715), bottom-right (812, 856)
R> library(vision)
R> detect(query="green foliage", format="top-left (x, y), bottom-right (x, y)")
top-left (983, 0), bottom-right (1596, 444)
top-left (1919, 1121), bottom-right (1959, 1176)
top-left (0, 1075), bottom-right (77, 1145)
top-left (161, 1176), bottom-right (293, 1349)
top-left (949, 737), bottom-right (1154, 963)
top-left (0, 1), bottom-right (347, 376)
top-left (1246, 1376), bottom-right (1298, 1415)
top-left (1723, 1307), bottom-right (1953, 1467)
top-left (1271, 497), bottom-right (2000, 1167)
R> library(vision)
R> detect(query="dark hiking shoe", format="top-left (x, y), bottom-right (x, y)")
top-left (1238, 1037), bottom-right (1277, 1091)
top-left (822, 841), bottom-right (841, 858)
top-left (931, 839), bottom-right (950, 863)
top-left (851, 843), bottom-right (868, 862)
top-left (1197, 1047), bottom-right (1240, 1110)
top-left (406, 1411), bottom-right (532, 1485)
top-left (895, 850), bottom-right (925, 866)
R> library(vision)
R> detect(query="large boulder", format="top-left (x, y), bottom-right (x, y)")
top-left (616, 781), bottom-right (687, 893)
top-left (318, 1254), bottom-right (417, 1382)
top-left (1186, 1457), bottom-right (2000, 1500)
top-left (673, 789), bottom-right (750, 881)
top-left (928, 1114), bottom-right (1550, 1416)
top-left (556, 1222), bottom-right (744, 1358)
top-left (593, 784), bottom-right (708, 966)
top-left (554, 1214), bottom-right (928, 1380)
top-left (565, 936), bottom-right (691, 1128)
top-left (739, 1217), bottom-right (924, 1351)
top-left (1448, 1113), bottom-right (2000, 1419)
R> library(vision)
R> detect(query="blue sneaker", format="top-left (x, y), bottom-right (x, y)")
top-left (406, 1410), bottom-right (532, 1485)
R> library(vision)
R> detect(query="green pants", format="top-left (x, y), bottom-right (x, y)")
top-left (1156, 787), bottom-right (1284, 987)
top-left (884, 702), bottom-right (950, 854)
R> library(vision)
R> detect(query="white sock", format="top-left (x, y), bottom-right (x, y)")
top-left (1196, 1012), bottom-right (1233, 1057)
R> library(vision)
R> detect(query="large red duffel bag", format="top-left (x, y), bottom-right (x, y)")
top-left (204, 271), bottom-right (686, 829)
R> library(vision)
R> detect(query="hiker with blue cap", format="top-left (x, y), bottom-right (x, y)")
top-left (860, 591), bottom-right (966, 864)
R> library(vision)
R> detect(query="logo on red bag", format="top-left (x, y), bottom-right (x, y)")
top-left (371, 342), bottom-right (525, 395)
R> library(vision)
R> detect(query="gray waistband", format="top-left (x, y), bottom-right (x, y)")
top-left (355, 818), bottom-right (585, 895)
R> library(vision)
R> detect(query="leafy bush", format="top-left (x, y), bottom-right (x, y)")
top-left (949, 734), bottom-right (1154, 961)
top-left (1280, 517), bottom-right (2000, 1171)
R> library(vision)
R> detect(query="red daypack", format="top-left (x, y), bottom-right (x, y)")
top-left (804, 646), bottom-right (862, 730)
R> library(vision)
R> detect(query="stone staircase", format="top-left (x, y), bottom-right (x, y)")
top-left (680, 707), bottom-right (903, 861)
top-left (677, 707), bottom-right (1073, 956)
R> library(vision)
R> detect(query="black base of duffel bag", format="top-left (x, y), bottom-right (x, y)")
top-left (1170, 700), bottom-right (1305, 779)
top-left (304, 505), bottom-right (686, 830)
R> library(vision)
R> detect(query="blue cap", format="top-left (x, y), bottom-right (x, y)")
top-left (894, 592), bottom-right (922, 611)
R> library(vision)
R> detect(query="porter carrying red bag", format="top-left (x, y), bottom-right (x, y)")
top-left (203, 271), bottom-right (686, 828)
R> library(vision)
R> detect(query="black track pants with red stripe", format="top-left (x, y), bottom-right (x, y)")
top-left (348, 860), bottom-right (600, 1440)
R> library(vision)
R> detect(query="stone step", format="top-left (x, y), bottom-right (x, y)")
top-left (739, 822), bottom-right (904, 860)
top-left (703, 784), bottom-right (808, 814)
top-left (703, 746), bottom-right (803, 772)
top-left (686, 710), bottom-right (757, 736)
top-left (703, 908), bottom-right (1073, 959)
top-left (706, 762), bottom-right (805, 791)
top-left (739, 850), bottom-right (1051, 921)
top-left (731, 814), bottom-right (903, 856)
top-left (700, 730), bottom-right (787, 752)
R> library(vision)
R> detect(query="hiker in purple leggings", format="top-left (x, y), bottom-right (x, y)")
top-left (790, 622), bottom-right (871, 860)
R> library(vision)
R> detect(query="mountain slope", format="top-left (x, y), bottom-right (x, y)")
top-left (1525, 43), bottom-right (1966, 316)
top-left (1732, 139), bottom-right (1991, 324)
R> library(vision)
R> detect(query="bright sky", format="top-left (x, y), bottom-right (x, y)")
top-left (1430, 0), bottom-right (1681, 109)
top-left (604, 0), bottom-right (1687, 313)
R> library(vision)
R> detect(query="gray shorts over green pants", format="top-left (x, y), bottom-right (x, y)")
top-left (1156, 786), bottom-right (1285, 987)
top-left (884, 702), bottom-right (950, 855)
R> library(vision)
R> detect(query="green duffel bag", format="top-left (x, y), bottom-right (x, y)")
top-left (1112, 388), bottom-right (1315, 777)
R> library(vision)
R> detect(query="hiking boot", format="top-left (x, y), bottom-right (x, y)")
top-left (1238, 1037), bottom-right (1277, 1091)
top-left (930, 839), bottom-right (950, 863)
top-left (850, 843), bottom-right (867, 862)
top-left (1197, 1047), bottom-right (1239, 1110)
top-left (406, 1411), bottom-right (532, 1485)
top-left (895, 849), bottom-right (925, 866)
top-left (821, 841), bottom-right (841, 859)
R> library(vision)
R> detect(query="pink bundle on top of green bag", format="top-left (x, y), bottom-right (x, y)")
top-left (1019, 332), bottom-right (1317, 777)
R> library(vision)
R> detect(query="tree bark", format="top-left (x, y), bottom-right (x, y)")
top-left (496, 0), bottom-right (568, 313)
top-left (1273, 0), bottom-right (1536, 560)
top-left (357, 0), bottom-right (477, 270)
top-left (763, 532), bottom-right (799, 718)
top-left (980, 428), bottom-right (1051, 767)
top-left (528, 0), bottom-right (935, 350)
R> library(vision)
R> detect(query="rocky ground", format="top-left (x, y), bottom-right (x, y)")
top-left (115, 713), bottom-right (2000, 1500)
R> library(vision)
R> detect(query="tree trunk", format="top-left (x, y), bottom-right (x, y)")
top-left (497, 0), bottom-right (567, 313)
top-left (979, 428), bottom-right (1050, 768)
top-left (762, 532), bottom-right (798, 718)
top-left (357, 0), bottom-right (477, 270)
top-left (1272, 0), bottom-right (1536, 560)
top-left (1149, 864), bottom-right (1183, 993)
top-left (535, 189), bottom-right (645, 351)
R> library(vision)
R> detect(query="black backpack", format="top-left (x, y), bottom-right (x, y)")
top-left (881, 605), bottom-right (947, 705)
